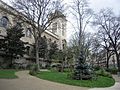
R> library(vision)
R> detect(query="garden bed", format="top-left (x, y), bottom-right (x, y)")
top-left (0, 69), bottom-right (17, 79)
top-left (34, 71), bottom-right (115, 88)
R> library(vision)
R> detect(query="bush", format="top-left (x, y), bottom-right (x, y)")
top-left (67, 72), bottom-right (74, 79)
top-left (93, 66), bottom-right (101, 71)
top-left (96, 68), bottom-right (112, 78)
top-left (106, 68), bottom-right (118, 74)
top-left (29, 64), bottom-right (38, 76)
top-left (51, 63), bottom-right (62, 72)
top-left (63, 68), bottom-right (70, 72)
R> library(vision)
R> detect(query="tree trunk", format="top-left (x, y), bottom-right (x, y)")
top-left (35, 40), bottom-right (40, 70)
top-left (9, 56), bottom-right (13, 68)
top-left (106, 52), bottom-right (109, 69)
top-left (61, 61), bottom-right (64, 72)
top-left (116, 53), bottom-right (120, 72)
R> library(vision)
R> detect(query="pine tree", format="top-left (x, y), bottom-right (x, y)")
top-left (73, 50), bottom-right (92, 80)
top-left (0, 38), bottom-right (5, 50)
top-left (4, 22), bottom-right (26, 67)
top-left (49, 41), bottom-right (58, 59)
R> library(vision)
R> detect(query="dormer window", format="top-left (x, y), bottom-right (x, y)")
top-left (52, 22), bottom-right (57, 34)
top-left (0, 16), bottom-right (9, 28)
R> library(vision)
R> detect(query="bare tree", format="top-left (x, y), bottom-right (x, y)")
top-left (70, 0), bottom-right (93, 46)
top-left (69, 32), bottom-right (79, 57)
top-left (97, 30), bottom-right (114, 69)
top-left (69, 32), bottom-right (93, 59)
top-left (93, 9), bottom-right (120, 73)
top-left (91, 35), bottom-right (102, 66)
top-left (68, 0), bottom-right (93, 65)
top-left (69, 0), bottom-right (93, 80)
top-left (13, 0), bottom-right (65, 70)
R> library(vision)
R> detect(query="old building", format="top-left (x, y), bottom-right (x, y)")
top-left (0, 0), bottom-right (67, 68)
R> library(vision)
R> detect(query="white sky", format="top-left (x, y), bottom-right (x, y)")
top-left (2, 0), bottom-right (120, 41)
top-left (66, 0), bottom-right (120, 41)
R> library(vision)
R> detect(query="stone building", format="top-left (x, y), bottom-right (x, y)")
top-left (92, 49), bottom-right (118, 69)
top-left (0, 0), bottom-right (67, 68)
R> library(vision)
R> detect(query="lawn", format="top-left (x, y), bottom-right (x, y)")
top-left (0, 70), bottom-right (17, 79)
top-left (36, 71), bottom-right (115, 88)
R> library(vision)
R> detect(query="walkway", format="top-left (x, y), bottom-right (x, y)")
top-left (0, 71), bottom-right (88, 90)
top-left (89, 75), bottom-right (120, 90)
top-left (0, 71), bottom-right (120, 90)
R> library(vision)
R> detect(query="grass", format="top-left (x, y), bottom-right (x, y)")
top-left (0, 70), bottom-right (18, 79)
top-left (35, 71), bottom-right (115, 88)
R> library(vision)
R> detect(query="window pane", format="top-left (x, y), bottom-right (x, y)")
top-left (0, 16), bottom-right (8, 28)
top-left (62, 24), bottom-right (65, 36)
top-left (26, 28), bottom-right (31, 38)
top-left (52, 22), bottom-right (57, 33)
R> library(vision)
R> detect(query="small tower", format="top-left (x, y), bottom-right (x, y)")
top-left (50, 10), bottom-right (67, 50)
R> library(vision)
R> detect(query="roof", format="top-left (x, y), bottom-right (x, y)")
top-left (49, 10), bottom-right (66, 21)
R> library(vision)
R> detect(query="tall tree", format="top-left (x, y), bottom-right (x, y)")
top-left (91, 35), bottom-right (102, 66)
top-left (70, 0), bottom-right (93, 46)
top-left (70, 0), bottom-right (93, 80)
top-left (38, 36), bottom-right (47, 59)
top-left (4, 22), bottom-right (25, 67)
top-left (13, 0), bottom-right (65, 70)
top-left (96, 31), bottom-right (114, 69)
top-left (93, 9), bottom-right (120, 73)
top-left (69, 32), bottom-right (93, 79)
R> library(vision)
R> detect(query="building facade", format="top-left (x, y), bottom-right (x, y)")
top-left (0, 0), bottom-right (67, 68)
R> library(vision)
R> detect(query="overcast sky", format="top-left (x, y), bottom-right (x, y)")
top-left (90, 0), bottom-right (120, 15)
top-left (65, 0), bottom-right (120, 41)
top-left (2, 0), bottom-right (120, 41)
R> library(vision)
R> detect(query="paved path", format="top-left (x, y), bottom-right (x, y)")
top-left (89, 75), bottom-right (120, 90)
top-left (0, 71), bottom-right (88, 90)
top-left (112, 75), bottom-right (120, 82)
top-left (0, 71), bottom-right (120, 90)
top-left (89, 83), bottom-right (120, 90)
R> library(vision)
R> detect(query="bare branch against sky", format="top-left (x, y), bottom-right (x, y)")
top-left (2, 0), bottom-right (120, 41)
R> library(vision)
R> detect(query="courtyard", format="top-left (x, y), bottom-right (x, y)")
top-left (0, 70), bottom-right (120, 90)
top-left (0, 0), bottom-right (120, 90)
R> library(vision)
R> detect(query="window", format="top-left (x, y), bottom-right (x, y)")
top-left (52, 22), bottom-right (57, 33)
top-left (62, 29), bottom-right (64, 36)
top-left (62, 44), bottom-right (65, 49)
top-left (26, 28), bottom-right (32, 38)
top-left (26, 46), bottom-right (30, 55)
top-left (62, 23), bottom-right (65, 36)
top-left (62, 39), bottom-right (66, 49)
top-left (0, 16), bottom-right (9, 28)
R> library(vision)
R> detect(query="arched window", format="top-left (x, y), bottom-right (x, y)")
top-left (0, 16), bottom-right (9, 28)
